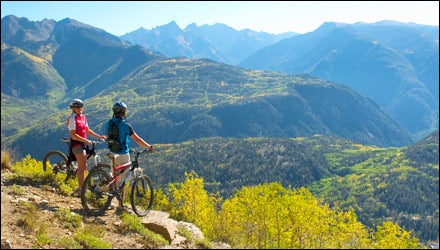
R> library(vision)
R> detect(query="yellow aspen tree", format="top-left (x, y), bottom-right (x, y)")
top-left (329, 209), bottom-right (371, 249)
top-left (372, 221), bottom-right (420, 249)
top-left (169, 171), bottom-right (217, 238)
top-left (219, 183), bottom-right (380, 249)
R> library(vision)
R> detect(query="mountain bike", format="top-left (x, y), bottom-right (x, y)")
top-left (80, 148), bottom-right (155, 217)
top-left (43, 137), bottom-right (106, 183)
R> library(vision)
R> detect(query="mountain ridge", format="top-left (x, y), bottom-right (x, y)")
top-left (238, 21), bottom-right (438, 136)
top-left (1, 15), bottom-right (418, 161)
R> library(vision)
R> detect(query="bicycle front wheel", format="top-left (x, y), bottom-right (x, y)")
top-left (81, 163), bottom-right (113, 216)
top-left (131, 175), bottom-right (154, 216)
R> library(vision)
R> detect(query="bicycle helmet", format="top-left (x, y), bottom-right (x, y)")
top-left (69, 99), bottom-right (84, 108)
top-left (112, 101), bottom-right (128, 115)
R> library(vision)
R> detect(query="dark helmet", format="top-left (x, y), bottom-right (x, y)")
top-left (69, 99), bottom-right (83, 108)
top-left (112, 101), bottom-right (127, 115)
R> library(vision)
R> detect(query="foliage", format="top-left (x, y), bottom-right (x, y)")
top-left (74, 225), bottom-right (112, 249)
top-left (17, 201), bottom-right (39, 231)
top-left (10, 184), bottom-right (25, 195)
top-left (55, 207), bottom-right (83, 230)
top-left (217, 182), bottom-right (420, 249)
top-left (139, 133), bottom-right (438, 244)
top-left (372, 222), bottom-right (420, 249)
top-left (163, 171), bottom-right (422, 249)
top-left (8, 154), bottom-right (77, 195)
top-left (169, 171), bottom-right (219, 239)
top-left (1, 149), bottom-right (12, 170)
top-left (151, 187), bottom-right (173, 212)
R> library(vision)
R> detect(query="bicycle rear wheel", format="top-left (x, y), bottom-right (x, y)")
top-left (43, 150), bottom-right (69, 172)
top-left (43, 150), bottom-right (77, 183)
top-left (81, 163), bottom-right (113, 216)
top-left (130, 175), bottom-right (154, 216)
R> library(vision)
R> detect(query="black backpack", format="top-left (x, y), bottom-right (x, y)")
top-left (107, 119), bottom-right (123, 153)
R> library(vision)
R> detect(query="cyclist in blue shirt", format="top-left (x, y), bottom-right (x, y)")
top-left (104, 101), bottom-right (156, 209)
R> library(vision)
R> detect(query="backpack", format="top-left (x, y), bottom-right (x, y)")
top-left (107, 119), bottom-right (123, 153)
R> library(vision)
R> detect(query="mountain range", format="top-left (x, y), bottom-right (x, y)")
top-left (120, 19), bottom-right (439, 138)
top-left (0, 15), bottom-right (437, 160)
top-left (1, 15), bottom-right (438, 244)
top-left (120, 21), bottom-right (296, 66)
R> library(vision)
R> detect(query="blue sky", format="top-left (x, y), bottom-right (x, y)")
top-left (1, 1), bottom-right (438, 35)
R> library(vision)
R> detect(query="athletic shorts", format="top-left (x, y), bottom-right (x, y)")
top-left (113, 153), bottom-right (130, 166)
top-left (72, 144), bottom-right (85, 155)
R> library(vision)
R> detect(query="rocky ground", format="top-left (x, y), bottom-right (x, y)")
top-left (1, 168), bottom-right (230, 249)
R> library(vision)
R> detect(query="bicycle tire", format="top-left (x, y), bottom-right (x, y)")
top-left (43, 150), bottom-right (68, 172)
top-left (81, 163), bottom-right (114, 216)
top-left (130, 175), bottom-right (154, 217)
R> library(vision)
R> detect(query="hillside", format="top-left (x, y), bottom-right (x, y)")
top-left (1, 131), bottom-right (438, 247)
top-left (4, 57), bottom-right (413, 160)
top-left (0, 168), bottom-right (229, 249)
top-left (137, 132), bottom-right (438, 243)
top-left (239, 21), bottom-right (439, 136)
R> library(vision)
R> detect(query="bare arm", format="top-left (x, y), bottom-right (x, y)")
top-left (87, 128), bottom-right (106, 140)
top-left (69, 129), bottom-right (105, 145)
top-left (131, 132), bottom-right (154, 150)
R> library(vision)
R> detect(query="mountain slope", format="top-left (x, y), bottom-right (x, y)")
top-left (7, 58), bottom-right (413, 160)
top-left (239, 21), bottom-right (439, 137)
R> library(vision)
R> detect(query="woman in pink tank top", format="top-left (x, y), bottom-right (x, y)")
top-left (67, 99), bottom-right (106, 197)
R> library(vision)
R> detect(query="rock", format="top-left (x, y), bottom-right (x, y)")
top-left (141, 210), bottom-right (178, 242)
top-left (177, 221), bottom-right (204, 240)
top-left (141, 210), bottom-right (206, 245)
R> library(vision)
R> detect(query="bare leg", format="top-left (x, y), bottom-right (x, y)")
top-left (75, 150), bottom-right (87, 189)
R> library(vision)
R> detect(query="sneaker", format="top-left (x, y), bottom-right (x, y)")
top-left (71, 188), bottom-right (81, 198)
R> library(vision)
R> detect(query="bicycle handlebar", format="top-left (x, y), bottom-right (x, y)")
top-left (129, 146), bottom-right (156, 154)
top-left (90, 139), bottom-right (106, 146)
top-left (86, 139), bottom-right (106, 149)
top-left (128, 147), bottom-right (156, 161)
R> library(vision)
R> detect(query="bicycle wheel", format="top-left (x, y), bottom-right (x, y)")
top-left (43, 150), bottom-right (71, 173)
top-left (81, 163), bottom-right (114, 216)
top-left (130, 175), bottom-right (154, 216)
